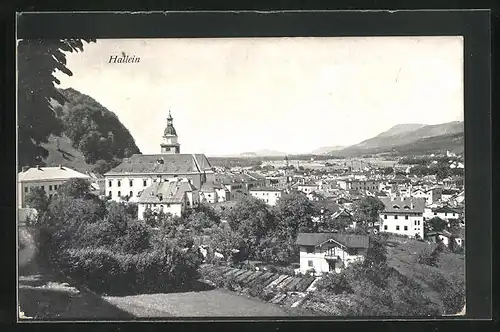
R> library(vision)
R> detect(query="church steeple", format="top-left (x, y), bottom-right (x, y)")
top-left (160, 109), bottom-right (181, 154)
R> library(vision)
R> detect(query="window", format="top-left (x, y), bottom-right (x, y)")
top-left (41, 185), bottom-right (45, 191)
top-left (54, 184), bottom-right (58, 190)
top-left (384, 225), bottom-right (388, 230)
top-left (167, 203), bottom-right (171, 207)
top-left (384, 215), bottom-right (387, 219)
top-left (445, 213), bottom-right (448, 217)
top-left (418, 220), bottom-right (421, 225)
top-left (434, 212), bottom-right (437, 215)
top-left (394, 215), bottom-right (398, 220)
top-left (404, 226), bottom-right (408, 231)
top-left (396, 225), bottom-right (400, 231)
top-left (118, 180), bottom-right (121, 187)
top-left (306, 246), bottom-right (314, 254)
top-left (109, 180), bottom-right (112, 187)
top-left (118, 191), bottom-right (121, 197)
top-left (143, 180), bottom-right (147, 187)
top-left (130, 180), bottom-right (133, 187)
top-left (405, 215), bottom-right (408, 220)
top-left (308, 260), bottom-right (313, 267)
top-left (129, 191), bottom-right (133, 197)
top-left (108, 191), bottom-right (112, 197)
top-left (49, 194), bottom-right (53, 199)
top-left (49, 185), bottom-right (53, 191)
top-left (414, 220), bottom-right (417, 225)
top-left (24, 187), bottom-right (28, 193)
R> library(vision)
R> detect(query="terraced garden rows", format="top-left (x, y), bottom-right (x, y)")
top-left (200, 264), bottom-right (316, 293)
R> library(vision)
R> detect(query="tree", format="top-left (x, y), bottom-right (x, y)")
top-left (25, 187), bottom-right (50, 212)
top-left (364, 234), bottom-right (388, 267)
top-left (209, 224), bottom-right (247, 265)
top-left (117, 221), bottom-right (152, 254)
top-left (275, 191), bottom-right (318, 239)
top-left (352, 197), bottom-right (385, 227)
top-left (226, 195), bottom-right (276, 251)
top-left (57, 178), bottom-right (94, 199)
top-left (428, 217), bottom-right (447, 232)
top-left (17, 39), bottom-right (95, 168)
top-left (105, 202), bottom-right (130, 234)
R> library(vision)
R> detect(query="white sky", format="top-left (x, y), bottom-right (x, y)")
top-left (54, 37), bottom-right (464, 156)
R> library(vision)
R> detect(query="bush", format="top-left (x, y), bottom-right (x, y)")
top-left (316, 272), bottom-right (353, 294)
top-left (59, 244), bottom-right (202, 295)
top-left (429, 272), bottom-right (465, 315)
top-left (116, 222), bottom-right (152, 254)
top-left (78, 221), bottom-right (119, 249)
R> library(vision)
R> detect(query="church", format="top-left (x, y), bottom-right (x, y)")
top-left (104, 111), bottom-right (215, 202)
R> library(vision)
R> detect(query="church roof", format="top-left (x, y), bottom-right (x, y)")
top-left (105, 154), bottom-right (213, 175)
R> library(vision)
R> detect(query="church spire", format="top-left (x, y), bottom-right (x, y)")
top-left (161, 109), bottom-right (180, 154)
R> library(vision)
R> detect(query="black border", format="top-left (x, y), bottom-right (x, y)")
top-left (5, 9), bottom-right (492, 327)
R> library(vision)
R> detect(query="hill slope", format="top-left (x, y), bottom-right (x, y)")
top-left (41, 88), bottom-right (141, 174)
top-left (333, 121), bottom-right (463, 157)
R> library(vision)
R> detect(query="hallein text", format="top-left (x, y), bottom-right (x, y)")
top-left (109, 54), bottom-right (141, 64)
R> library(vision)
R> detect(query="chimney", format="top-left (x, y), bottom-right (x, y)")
top-left (59, 165), bottom-right (63, 170)
top-left (21, 166), bottom-right (29, 172)
top-left (36, 165), bottom-right (41, 170)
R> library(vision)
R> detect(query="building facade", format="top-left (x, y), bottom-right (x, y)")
top-left (137, 178), bottom-right (200, 219)
top-left (296, 233), bottom-right (369, 275)
top-left (379, 197), bottom-right (426, 238)
top-left (104, 111), bottom-right (215, 202)
top-left (249, 187), bottom-right (283, 206)
top-left (18, 165), bottom-right (90, 208)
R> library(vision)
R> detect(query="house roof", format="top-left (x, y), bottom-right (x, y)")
top-left (249, 187), bottom-right (283, 192)
top-left (432, 206), bottom-right (462, 214)
top-left (105, 154), bottom-right (212, 175)
top-left (18, 166), bottom-right (90, 182)
top-left (379, 197), bottom-right (425, 213)
top-left (137, 180), bottom-right (196, 204)
top-left (296, 232), bottom-right (369, 249)
top-left (200, 182), bottom-right (226, 191)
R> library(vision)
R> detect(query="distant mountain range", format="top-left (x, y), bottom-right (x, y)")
top-left (329, 121), bottom-right (464, 157)
top-left (240, 150), bottom-right (287, 157)
top-left (310, 146), bottom-right (346, 155)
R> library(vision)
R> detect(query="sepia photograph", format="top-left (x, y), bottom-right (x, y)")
top-left (17, 34), bottom-right (467, 320)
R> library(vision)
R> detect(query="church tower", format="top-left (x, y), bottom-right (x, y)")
top-left (160, 110), bottom-right (181, 154)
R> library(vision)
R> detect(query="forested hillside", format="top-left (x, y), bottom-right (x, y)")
top-left (42, 88), bottom-right (141, 174)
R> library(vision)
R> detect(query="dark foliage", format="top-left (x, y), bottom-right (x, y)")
top-left (18, 39), bottom-right (95, 168)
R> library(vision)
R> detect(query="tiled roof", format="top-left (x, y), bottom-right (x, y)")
top-left (249, 187), bottom-right (283, 192)
top-left (433, 206), bottom-right (462, 214)
top-left (18, 166), bottom-right (90, 182)
top-left (200, 182), bottom-right (225, 191)
top-left (137, 180), bottom-right (196, 204)
top-left (296, 232), bottom-right (369, 249)
top-left (105, 154), bottom-right (212, 175)
top-left (379, 197), bottom-right (425, 213)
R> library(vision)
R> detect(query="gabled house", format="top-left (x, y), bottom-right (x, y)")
top-left (379, 197), bottom-right (426, 238)
top-left (137, 178), bottom-right (200, 219)
top-left (296, 232), bottom-right (370, 274)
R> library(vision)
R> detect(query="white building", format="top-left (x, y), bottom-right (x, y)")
top-left (104, 111), bottom-right (214, 202)
top-left (18, 165), bottom-right (90, 208)
top-left (379, 197), bottom-right (426, 238)
top-left (424, 206), bottom-right (463, 223)
top-left (297, 183), bottom-right (320, 194)
top-left (337, 179), bottom-right (380, 191)
top-left (200, 182), bottom-right (230, 203)
top-left (249, 187), bottom-right (283, 206)
top-left (296, 233), bottom-right (369, 274)
top-left (137, 178), bottom-right (200, 219)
